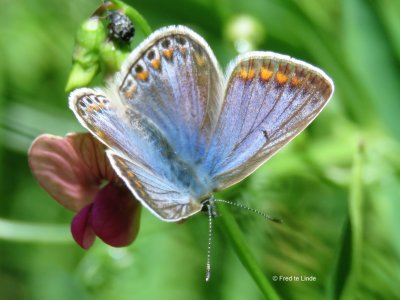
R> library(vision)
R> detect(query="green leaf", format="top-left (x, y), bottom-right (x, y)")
top-left (217, 205), bottom-right (281, 300)
top-left (337, 142), bottom-right (364, 299)
top-left (331, 217), bottom-right (352, 300)
top-left (0, 218), bottom-right (71, 243)
top-left (372, 0), bottom-right (400, 62)
top-left (343, 0), bottom-right (400, 140)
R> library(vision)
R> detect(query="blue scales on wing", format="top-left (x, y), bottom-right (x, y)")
top-left (115, 26), bottom-right (223, 166)
top-left (70, 26), bottom-right (225, 221)
top-left (69, 26), bottom-right (334, 221)
top-left (205, 52), bottom-right (334, 190)
top-left (69, 86), bottom-right (209, 221)
top-left (107, 152), bottom-right (203, 220)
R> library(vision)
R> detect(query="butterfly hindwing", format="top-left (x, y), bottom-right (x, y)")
top-left (108, 152), bottom-right (201, 221)
top-left (206, 52), bottom-right (334, 190)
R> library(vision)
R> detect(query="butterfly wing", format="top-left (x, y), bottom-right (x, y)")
top-left (205, 52), bottom-right (334, 190)
top-left (107, 151), bottom-right (202, 221)
top-left (113, 26), bottom-right (224, 164)
top-left (69, 26), bottom-right (224, 221)
top-left (69, 88), bottom-right (202, 221)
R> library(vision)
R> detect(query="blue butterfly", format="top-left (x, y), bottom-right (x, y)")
top-left (69, 25), bottom-right (333, 223)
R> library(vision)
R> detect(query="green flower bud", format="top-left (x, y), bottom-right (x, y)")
top-left (99, 40), bottom-right (130, 75)
top-left (66, 1), bottom-right (152, 91)
top-left (65, 63), bottom-right (99, 92)
top-left (66, 17), bottom-right (107, 91)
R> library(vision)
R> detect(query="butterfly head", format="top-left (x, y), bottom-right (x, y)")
top-left (201, 195), bottom-right (218, 218)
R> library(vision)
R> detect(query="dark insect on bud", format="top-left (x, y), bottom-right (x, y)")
top-left (107, 11), bottom-right (135, 43)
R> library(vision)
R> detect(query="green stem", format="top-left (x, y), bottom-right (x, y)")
top-left (0, 218), bottom-right (72, 244)
top-left (217, 205), bottom-right (281, 300)
top-left (340, 141), bottom-right (364, 299)
top-left (349, 143), bottom-right (364, 274)
top-left (110, 0), bottom-right (152, 36)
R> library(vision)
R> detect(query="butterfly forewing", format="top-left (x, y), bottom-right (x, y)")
top-left (114, 26), bottom-right (224, 164)
top-left (206, 52), bottom-right (334, 190)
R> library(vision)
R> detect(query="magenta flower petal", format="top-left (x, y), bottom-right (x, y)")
top-left (71, 203), bottom-right (96, 249)
top-left (29, 132), bottom-right (142, 249)
top-left (28, 133), bottom-right (116, 212)
top-left (91, 183), bottom-right (141, 247)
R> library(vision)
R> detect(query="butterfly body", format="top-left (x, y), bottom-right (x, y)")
top-left (70, 26), bottom-right (333, 222)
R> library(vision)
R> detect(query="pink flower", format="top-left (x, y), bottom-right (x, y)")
top-left (28, 133), bottom-right (141, 249)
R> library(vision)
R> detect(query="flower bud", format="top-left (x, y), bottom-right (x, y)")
top-left (66, 17), bottom-right (107, 91)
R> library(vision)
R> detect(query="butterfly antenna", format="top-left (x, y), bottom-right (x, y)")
top-left (205, 201), bottom-right (213, 282)
top-left (214, 199), bottom-right (282, 223)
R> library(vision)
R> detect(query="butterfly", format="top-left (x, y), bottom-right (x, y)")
top-left (69, 25), bottom-right (334, 224)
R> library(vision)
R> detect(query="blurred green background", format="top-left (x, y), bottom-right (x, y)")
top-left (1, 0), bottom-right (400, 299)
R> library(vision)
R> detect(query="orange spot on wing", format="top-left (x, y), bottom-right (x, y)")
top-left (99, 103), bottom-right (106, 108)
top-left (163, 48), bottom-right (173, 60)
top-left (194, 52), bottom-right (205, 66)
top-left (260, 67), bottom-right (273, 81)
top-left (124, 85), bottom-right (137, 98)
top-left (117, 159), bottom-right (127, 167)
top-left (92, 104), bottom-right (100, 111)
top-left (136, 70), bottom-right (148, 81)
top-left (86, 107), bottom-right (94, 113)
top-left (151, 59), bottom-right (161, 69)
top-left (291, 76), bottom-right (301, 86)
top-left (134, 180), bottom-right (142, 188)
top-left (179, 47), bottom-right (186, 54)
top-left (276, 72), bottom-right (288, 84)
top-left (239, 68), bottom-right (256, 81)
top-left (95, 130), bottom-right (105, 139)
top-left (127, 171), bottom-right (134, 178)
